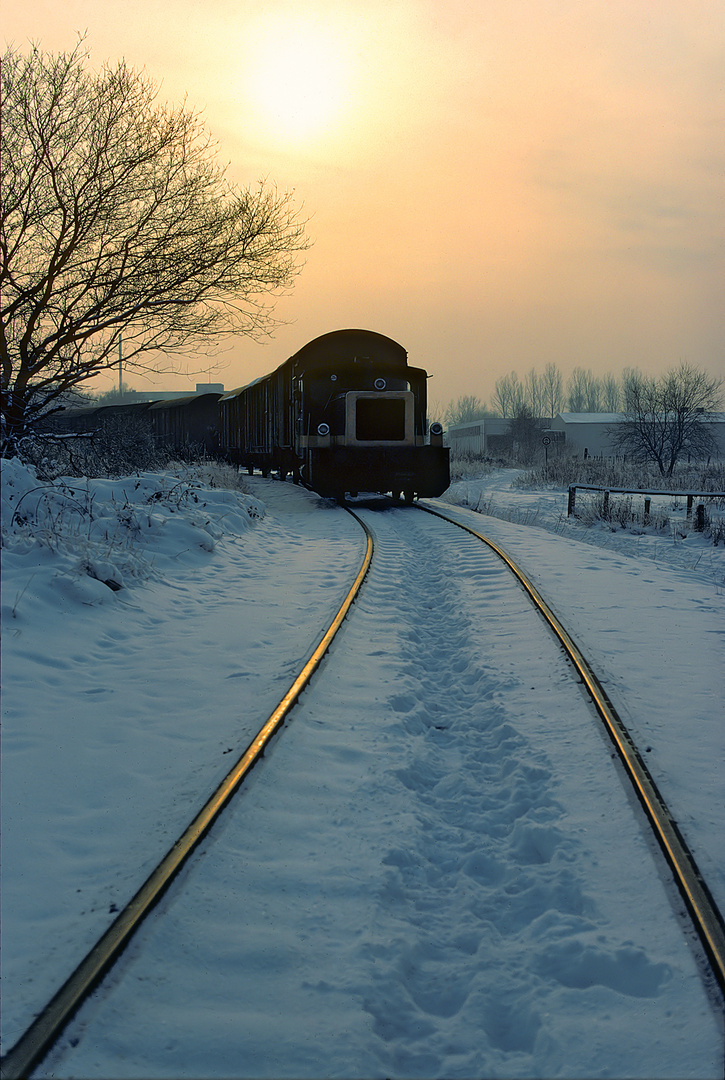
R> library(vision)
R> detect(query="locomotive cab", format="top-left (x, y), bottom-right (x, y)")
top-left (298, 364), bottom-right (419, 450)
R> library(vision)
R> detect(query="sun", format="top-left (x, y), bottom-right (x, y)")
top-left (245, 17), bottom-right (354, 145)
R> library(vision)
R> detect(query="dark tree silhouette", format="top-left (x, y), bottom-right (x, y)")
top-left (508, 406), bottom-right (545, 464)
top-left (1, 41), bottom-right (308, 445)
top-left (610, 364), bottom-right (722, 475)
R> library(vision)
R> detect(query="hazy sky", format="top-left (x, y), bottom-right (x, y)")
top-left (4, 0), bottom-right (724, 405)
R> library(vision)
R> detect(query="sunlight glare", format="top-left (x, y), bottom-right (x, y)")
top-left (245, 17), bottom-right (355, 145)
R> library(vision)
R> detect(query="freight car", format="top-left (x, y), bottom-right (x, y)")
top-left (47, 393), bottom-right (223, 456)
top-left (44, 399), bottom-right (153, 434)
top-left (220, 329), bottom-right (449, 501)
top-left (146, 393), bottom-right (222, 455)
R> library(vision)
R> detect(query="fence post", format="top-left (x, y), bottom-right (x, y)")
top-left (568, 486), bottom-right (576, 517)
top-left (603, 490), bottom-right (610, 518)
top-left (687, 494), bottom-right (693, 518)
top-left (696, 504), bottom-right (705, 532)
top-left (644, 497), bottom-right (651, 522)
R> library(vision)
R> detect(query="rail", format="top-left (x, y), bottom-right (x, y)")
top-left (417, 501), bottom-right (725, 1001)
top-left (0, 513), bottom-right (374, 1080)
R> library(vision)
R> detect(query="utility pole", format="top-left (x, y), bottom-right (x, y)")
top-left (118, 334), bottom-right (123, 398)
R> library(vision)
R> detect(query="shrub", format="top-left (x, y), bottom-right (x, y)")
top-left (13, 415), bottom-right (232, 481)
top-left (513, 457), bottom-right (725, 493)
top-left (449, 455), bottom-right (496, 482)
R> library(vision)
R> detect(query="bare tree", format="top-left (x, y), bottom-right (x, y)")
top-left (491, 371), bottom-right (525, 418)
top-left (584, 373), bottom-right (602, 412)
top-left (445, 394), bottom-right (488, 426)
top-left (566, 367), bottom-right (601, 412)
top-left (621, 366), bottom-right (643, 410)
top-left (508, 406), bottom-right (545, 464)
top-left (1, 41), bottom-right (308, 445)
top-left (524, 368), bottom-right (544, 419)
top-left (565, 368), bottom-right (586, 412)
top-left (609, 363), bottom-right (723, 475)
top-left (600, 373), bottom-right (621, 412)
top-left (540, 362), bottom-right (563, 420)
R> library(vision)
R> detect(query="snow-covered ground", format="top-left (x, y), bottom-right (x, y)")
top-left (1, 460), bottom-right (723, 1077)
top-left (445, 466), bottom-right (725, 591)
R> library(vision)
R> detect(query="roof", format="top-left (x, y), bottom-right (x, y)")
top-left (222, 329), bottom-right (409, 399)
top-left (556, 412), bottom-right (725, 425)
top-left (289, 328), bottom-right (406, 364)
top-left (556, 413), bottom-right (624, 424)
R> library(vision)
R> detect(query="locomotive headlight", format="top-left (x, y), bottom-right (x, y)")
top-left (429, 420), bottom-right (444, 447)
top-left (374, 378), bottom-right (386, 390)
top-left (317, 422), bottom-right (330, 436)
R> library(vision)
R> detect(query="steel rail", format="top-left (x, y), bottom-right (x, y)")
top-left (1, 512), bottom-right (374, 1080)
top-left (417, 501), bottom-right (725, 999)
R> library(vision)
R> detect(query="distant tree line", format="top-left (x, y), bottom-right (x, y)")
top-left (439, 361), bottom-right (722, 475)
top-left (441, 362), bottom-right (720, 426)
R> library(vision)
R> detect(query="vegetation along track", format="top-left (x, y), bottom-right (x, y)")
top-left (416, 500), bottom-right (725, 1001)
top-left (0, 518), bottom-right (374, 1080)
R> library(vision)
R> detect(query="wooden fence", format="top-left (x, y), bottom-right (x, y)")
top-left (567, 485), bottom-right (725, 528)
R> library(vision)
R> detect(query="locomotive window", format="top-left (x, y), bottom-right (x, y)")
top-left (356, 398), bottom-right (406, 441)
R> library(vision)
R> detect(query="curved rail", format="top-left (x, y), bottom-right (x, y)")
top-left (0, 512), bottom-right (374, 1080)
top-left (417, 501), bottom-right (725, 999)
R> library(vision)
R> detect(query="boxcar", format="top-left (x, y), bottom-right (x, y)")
top-left (147, 393), bottom-right (222, 455)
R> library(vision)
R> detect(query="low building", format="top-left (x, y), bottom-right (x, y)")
top-left (447, 418), bottom-right (514, 456)
top-left (449, 412), bottom-right (725, 460)
top-left (549, 413), bottom-right (623, 457)
top-left (550, 412), bottom-right (725, 459)
top-left (702, 414), bottom-right (725, 457)
top-left (447, 417), bottom-right (562, 457)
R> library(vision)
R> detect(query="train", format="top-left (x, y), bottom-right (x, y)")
top-left (46, 329), bottom-right (450, 502)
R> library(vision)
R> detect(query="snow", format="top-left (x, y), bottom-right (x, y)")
top-left (1, 460), bottom-right (723, 1078)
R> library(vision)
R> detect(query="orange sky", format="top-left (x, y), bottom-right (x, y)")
top-left (4, 0), bottom-right (724, 406)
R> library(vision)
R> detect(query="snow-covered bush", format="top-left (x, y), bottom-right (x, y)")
top-left (574, 492), bottom-right (670, 533)
top-left (449, 456), bottom-right (495, 482)
top-left (512, 457), bottom-right (725, 493)
top-left (1, 458), bottom-right (264, 610)
top-left (16, 415), bottom-right (176, 479)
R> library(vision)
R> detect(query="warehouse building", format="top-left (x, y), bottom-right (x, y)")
top-left (447, 418), bottom-right (514, 456)
top-left (550, 412), bottom-right (725, 459)
top-left (448, 413), bottom-right (725, 460)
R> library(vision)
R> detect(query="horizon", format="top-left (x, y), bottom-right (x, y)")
top-left (4, 0), bottom-right (723, 406)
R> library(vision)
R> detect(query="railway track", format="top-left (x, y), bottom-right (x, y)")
top-left (417, 502), bottom-right (725, 996)
top-left (3, 497), bottom-right (723, 1078)
top-left (1, 519), bottom-right (374, 1080)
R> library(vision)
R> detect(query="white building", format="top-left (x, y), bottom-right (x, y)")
top-left (549, 413), bottom-right (622, 457)
top-left (447, 418), bottom-right (513, 456)
top-left (448, 413), bottom-right (725, 460)
top-left (550, 412), bottom-right (725, 459)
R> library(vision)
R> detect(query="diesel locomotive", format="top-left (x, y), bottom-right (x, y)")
top-left (220, 329), bottom-right (449, 501)
top-left (45, 329), bottom-right (450, 501)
